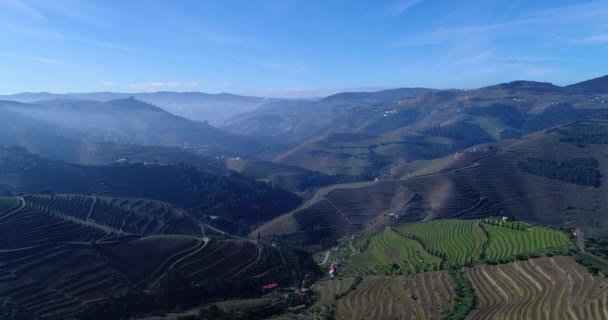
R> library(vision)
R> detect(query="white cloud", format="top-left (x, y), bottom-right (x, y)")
top-left (129, 81), bottom-right (200, 91)
top-left (219, 82), bottom-right (233, 87)
top-left (0, 52), bottom-right (77, 67)
top-left (576, 34), bottom-right (608, 45)
top-left (394, 1), bottom-right (608, 46)
top-left (0, 0), bottom-right (47, 21)
top-left (382, 0), bottom-right (423, 16)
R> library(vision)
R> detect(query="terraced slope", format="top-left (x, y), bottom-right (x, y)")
top-left (0, 194), bottom-right (292, 319)
top-left (0, 243), bottom-right (130, 319)
top-left (335, 272), bottom-right (454, 320)
top-left (345, 229), bottom-right (439, 275)
top-left (396, 220), bottom-right (488, 267)
top-left (465, 256), bottom-right (608, 320)
top-left (482, 222), bottom-right (575, 260)
top-left (256, 180), bottom-right (416, 241)
top-left (21, 194), bottom-right (204, 238)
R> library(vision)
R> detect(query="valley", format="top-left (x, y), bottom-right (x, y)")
top-left (1, 74), bottom-right (608, 319)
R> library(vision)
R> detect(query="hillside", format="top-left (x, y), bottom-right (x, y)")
top-left (270, 80), bottom-right (607, 177)
top-left (0, 146), bottom-right (301, 230)
top-left (0, 98), bottom-right (275, 159)
top-left (223, 88), bottom-right (435, 146)
top-left (224, 157), bottom-right (365, 195)
top-left (0, 195), bottom-right (295, 319)
top-left (256, 110), bottom-right (608, 243)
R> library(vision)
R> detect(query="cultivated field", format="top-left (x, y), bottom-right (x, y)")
top-left (0, 194), bottom-right (289, 319)
top-left (465, 256), bottom-right (608, 320)
top-left (346, 229), bottom-right (439, 275)
top-left (335, 272), bottom-right (455, 320)
top-left (482, 221), bottom-right (574, 260)
top-left (396, 220), bottom-right (488, 267)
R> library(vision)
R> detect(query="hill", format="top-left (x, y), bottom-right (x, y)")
top-left (224, 157), bottom-right (365, 195)
top-left (257, 111), bottom-right (608, 243)
top-left (0, 194), bottom-right (297, 319)
top-left (269, 80), bottom-right (607, 177)
top-left (223, 88), bottom-right (435, 147)
top-left (0, 91), bottom-right (273, 126)
top-left (0, 98), bottom-right (275, 159)
top-left (0, 146), bottom-right (302, 231)
top-left (566, 74), bottom-right (608, 94)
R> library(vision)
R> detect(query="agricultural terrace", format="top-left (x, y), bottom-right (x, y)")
top-left (466, 256), bottom-right (608, 320)
top-left (0, 197), bottom-right (19, 212)
top-left (481, 219), bottom-right (574, 261)
top-left (345, 229), bottom-right (439, 275)
top-left (395, 220), bottom-right (487, 267)
top-left (335, 272), bottom-right (455, 320)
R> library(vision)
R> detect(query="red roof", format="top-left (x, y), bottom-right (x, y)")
top-left (262, 283), bottom-right (279, 290)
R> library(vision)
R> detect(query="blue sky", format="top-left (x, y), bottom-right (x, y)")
top-left (1, 0), bottom-right (607, 96)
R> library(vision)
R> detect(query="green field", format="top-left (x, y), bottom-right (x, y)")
top-left (395, 220), bottom-right (488, 267)
top-left (482, 222), bottom-right (575, 260)
top-left (345, 229), bottom-right (438, 275)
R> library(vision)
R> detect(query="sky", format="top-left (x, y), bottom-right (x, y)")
top-left (1, 0), bottom-right (607, 97)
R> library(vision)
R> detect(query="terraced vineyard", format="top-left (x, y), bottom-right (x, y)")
top-left (482, 221), bottom-right (575, 261)
top-left (335, 272), bottom-right (455, 320)
top-left (396, 220), bottom-right (488, 267)
top-left (345, 229), bottom-right (439, 275)
top-left (465, 256), bottom-right (608, 319)
top-left (0, 194), bottom-right (291, 319)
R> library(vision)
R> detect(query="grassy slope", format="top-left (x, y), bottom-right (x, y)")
top-left (396, 220), bottom-right (488, 267)
top-left (346, 229), bottom-right (439, 275)
top-left (482, 221), bottom-right (574, 260)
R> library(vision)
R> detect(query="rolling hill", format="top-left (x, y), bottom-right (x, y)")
top-left (267, 77), bottom-right (607, 177)
top-left (0, 146), bottom-right (301, 230)
top-left (256, 109), bottom-right (608, 243)
top-left (223, 88), bottom-right (435, 147)
top-left (0, 91), bottom-right (273, 126)
top-left (0, 98), bottom-right (275, 159)
top-left (0, 195), bottom-right (295, 319)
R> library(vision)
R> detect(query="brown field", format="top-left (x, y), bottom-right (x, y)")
top-left (465, 256), bottom-right (608, 320)
top-left (335, 272), bottom-right (454, 320)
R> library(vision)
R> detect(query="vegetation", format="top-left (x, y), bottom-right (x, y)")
top-left (334, 273), bottom-right (455, 320)
top-left (465, 256), bottom-right (608, 319)
top-left (481, 219), bottom-right (575, 262)
top-left (551, 113), bottom-right (608, 145)
top-left (344, 229), bottom-right (439, 275)
top-left (443, 268), bottom-right (476, 320)
top-left (395, 220), bottom-right (488, 267)
top-left (518, 157), bottom-right (602, 187)
top-left (0, 146), bottom-right (302, 230)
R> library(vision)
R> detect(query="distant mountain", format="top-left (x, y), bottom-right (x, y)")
top-left (224, 87), bottom-right (435, 146)
top-left (0, 92), bottom-right (69, 102)
top-left (266, 80), bottom-right (607, 177)
top-left (323, 87), bottom-right (434, 102)
top-left (0, 91), bottom-right (273, 125)
top-left (0, 98), bottom-right (276, 159)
